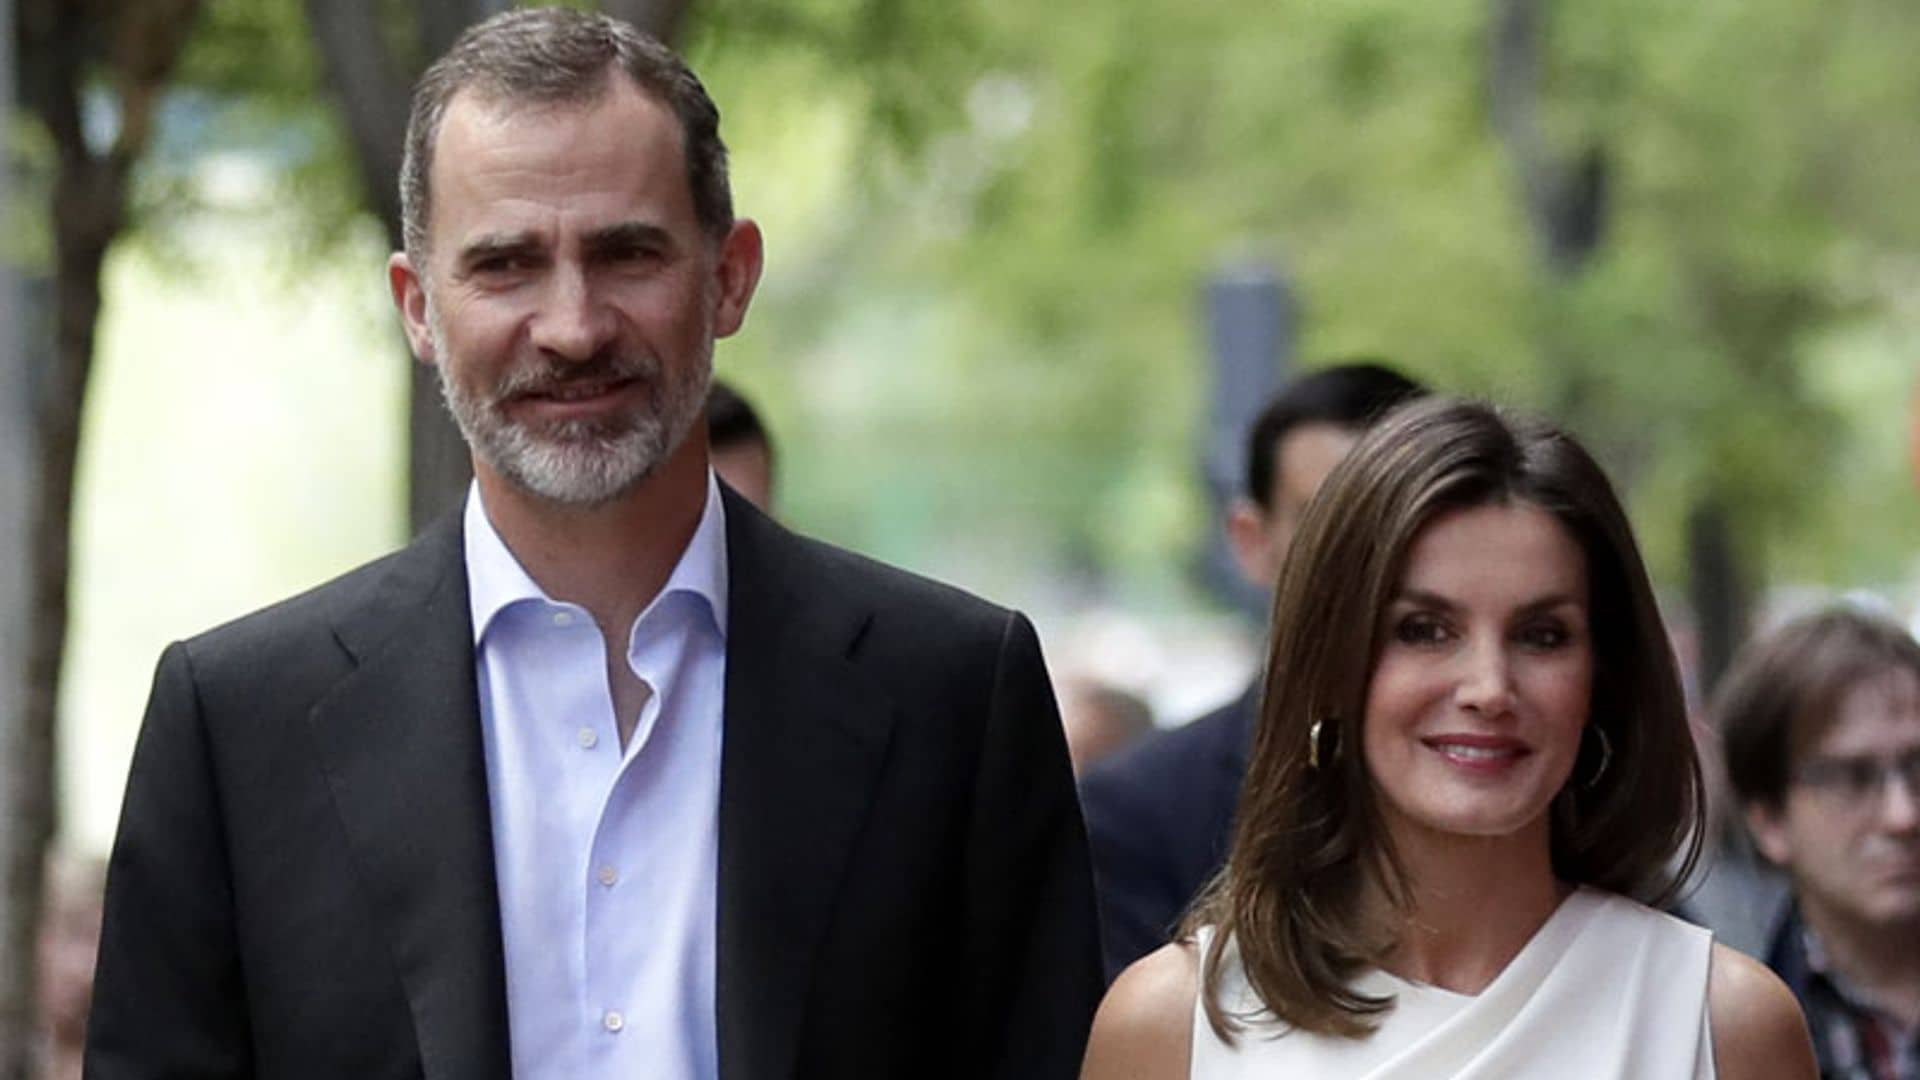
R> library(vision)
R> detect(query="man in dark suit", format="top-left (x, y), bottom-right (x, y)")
top-left (1078, 363), bottom-right (1424, 980)
top-left (85, 9), bottom-right (1100, 1078)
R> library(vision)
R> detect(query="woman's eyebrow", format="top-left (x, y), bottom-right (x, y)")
top-left (1390, 589), bottom-right (1585, 614)
top-left (1391, 588), bottom-right (1458, 612)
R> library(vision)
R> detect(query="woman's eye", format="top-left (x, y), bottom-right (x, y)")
top-left (1517, 622), bottom-right (1571, 650)
top-left (1393, 615), bottom-right (1450, 646)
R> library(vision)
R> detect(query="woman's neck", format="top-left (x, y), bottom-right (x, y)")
top-left (1371, 817), bottom-right (1569, 995)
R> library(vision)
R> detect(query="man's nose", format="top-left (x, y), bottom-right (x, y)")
top-left (530, 265), bottom-right (615, 362)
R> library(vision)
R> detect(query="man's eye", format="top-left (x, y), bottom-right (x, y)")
top-left (1899, 749), bottom-right (1920, 791)
top-left (1842, 761), bottom-right (1885, 796)
top-left (604, 245), bottom-right (663, 266)
top-left (473, 254), bottom-right (533, 275)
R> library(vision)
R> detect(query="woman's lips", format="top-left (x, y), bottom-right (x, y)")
top-left (1422, 734), bottom-right (1531, 773)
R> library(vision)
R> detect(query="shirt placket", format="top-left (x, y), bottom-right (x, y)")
top-left (581, 600), bottom-right (687, 1068)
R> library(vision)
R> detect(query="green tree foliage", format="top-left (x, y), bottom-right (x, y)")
top-left (132, 0), bottom-right (1920, 604)
top-left (730, 0), bottom-right (1920, 604)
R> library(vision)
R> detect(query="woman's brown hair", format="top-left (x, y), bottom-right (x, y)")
top-left (1186, 397), bottom-right (1704, 1040)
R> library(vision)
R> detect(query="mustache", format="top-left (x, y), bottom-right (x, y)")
top-left (493, 352), bottom-right (659, 401)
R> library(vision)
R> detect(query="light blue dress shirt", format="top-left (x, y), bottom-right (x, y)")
top-left (464, 475), bottom-right (727, 1080)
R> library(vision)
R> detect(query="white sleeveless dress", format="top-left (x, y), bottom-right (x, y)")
top-left (1190, 887), bottom-right (1716, 1078)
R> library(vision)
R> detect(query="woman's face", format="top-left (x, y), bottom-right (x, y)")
top-left (1362, 501), bottom-right (1594, 855)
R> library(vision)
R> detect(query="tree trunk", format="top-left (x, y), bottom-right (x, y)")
top-left (0, 0), bottom-right (33, 1069)
top-left (1686, 495), bottom-right (1748, 699)
top-left (8, 1), bottom-right (202, 1072)
top-left (1488, 0), bottom-right (1609, 277)
top-left (302, 0), bottom-right (413, 247)
top-left (304, 0), bottom-right (498, 533)
top-left (8, 171), bottom-right (121, 1080)
top-left (1491, 0), bottom-right (1754, 681)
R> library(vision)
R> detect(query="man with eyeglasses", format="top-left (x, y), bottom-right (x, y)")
top-left (1716, 608), bottom-right (1920, 1079)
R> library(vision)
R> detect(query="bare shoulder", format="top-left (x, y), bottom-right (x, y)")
top-left (1707, 942), bottom-right (1818, 1080)
top-left (1080, 942), bottom-right (1198, 1080)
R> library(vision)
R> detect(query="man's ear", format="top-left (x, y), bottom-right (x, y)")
top-left (388, 252), bottom-right (436, 364)
top-left (1745, 801), bottom-right (1794, 867)
top-left (710, 218), bottom-right (764, 340)
top-left (1226, 497), bottom-right (1277, 590)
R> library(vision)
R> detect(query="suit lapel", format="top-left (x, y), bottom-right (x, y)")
top-left (715, 492), bottom-right (897, 1080)
top-left (307, 516), bottom-right (512, 1080)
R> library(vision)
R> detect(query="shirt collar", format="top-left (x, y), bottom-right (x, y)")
top-left (464, 470), bottom-right (730, 646)
top-left (1798, 915), bottom-right (1911, 1030)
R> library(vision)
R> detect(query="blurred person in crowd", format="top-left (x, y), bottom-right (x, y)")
top-left (35, 853), bottom-right (105, 1080)
top-left (1082, 398), bottom-right (1815, 1079)
top-left (1676, 723), bottom-right (1790, 960)
top-left (86, 9), bottom-right (1099, 1078)
top-left (706, 377), bottom-right (775, 512)
top-left (1717, 609), bottom-right (1920, 1079)
top-left (1079, 361), bottom-right (1425, 977)
top-left (1060, 675), bottom-right (1156, 776)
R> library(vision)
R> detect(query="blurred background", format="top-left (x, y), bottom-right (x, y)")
top-left (5, 0), bottom-right (1920, 1072)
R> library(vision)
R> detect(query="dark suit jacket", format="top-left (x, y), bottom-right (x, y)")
top-left (1077, 683), bottom-right (1257, 981)
top-left (86, 489), bottom-right (1102, 1079)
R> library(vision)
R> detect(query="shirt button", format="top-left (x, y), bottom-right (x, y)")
top-left (552, 611), bottom-right (575, 627)
top-left (577, 727), bottom-right (599, 749)
top-left (603, 1010), bottom-right (624, 1033)
top-left (598, 865), bottom-right (619, 887)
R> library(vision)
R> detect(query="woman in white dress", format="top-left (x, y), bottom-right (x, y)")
top-left (1082, 399), bottom-right (1817, 1079)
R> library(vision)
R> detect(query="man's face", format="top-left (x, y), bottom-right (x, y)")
top-left (389, 77), bottom-right (762, 506)
top-left (1228, 422), bottom-right (1361, 588)
top-left (1750, 669), bottom-right (1920, 933)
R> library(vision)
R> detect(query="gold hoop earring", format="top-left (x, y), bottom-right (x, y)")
top-left (1581, 725), bottom-right (1612, 789)
top-left (1308, 718), bottom-right (1336, 769)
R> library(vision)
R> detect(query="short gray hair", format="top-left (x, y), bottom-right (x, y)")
top-left (399, 6), bottom-right (733, 260)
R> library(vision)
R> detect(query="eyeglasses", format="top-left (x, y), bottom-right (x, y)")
top-left (1792, 747), bottom-right (1920, 807)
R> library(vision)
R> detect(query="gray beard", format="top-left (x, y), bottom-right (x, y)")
top-left (430, 317), bottom-right (710, 507)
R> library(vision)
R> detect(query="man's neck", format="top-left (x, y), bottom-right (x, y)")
top-left (1799, 895), bottom-right (1920, 1026)
top-left (475, 436), bottom-right (711, 637)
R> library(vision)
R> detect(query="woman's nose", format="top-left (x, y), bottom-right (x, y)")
top-left (1454, 638), bottom-right (1516, 716)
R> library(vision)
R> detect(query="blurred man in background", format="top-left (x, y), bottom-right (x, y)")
top-left (1058, 676), bottom-right (1155, 776)
top-left (1078, 361), bottom-right (1425, 978)
top-left (1718, 609), bottom-right (1920, 1079)
top-left (706, 378), bottom-right (775, 513)
top-left (34, 854), bottom-right (104, 1080)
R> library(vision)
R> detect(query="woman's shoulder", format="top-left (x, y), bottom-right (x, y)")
top-left (1706, 942), bottom-right (1818, 1080)
top-left (1576, 885), bottom-right (1710, 934)
top-left (1080, 942), bottom-right (1198, 1080)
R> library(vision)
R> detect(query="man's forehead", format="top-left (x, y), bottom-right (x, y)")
top-left (1809, 668), bottom-right (1920, 752)
top-left (1272, 422), bottom-right (1361, 501)
top-left (431, 74), bottom-right (682, 168)
top-left (426, 78), bottom-right (689, 228)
